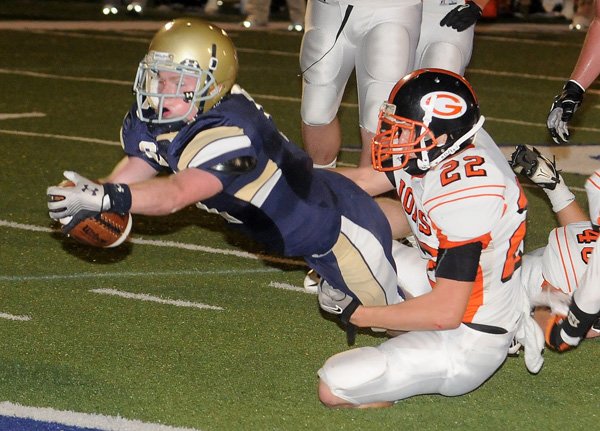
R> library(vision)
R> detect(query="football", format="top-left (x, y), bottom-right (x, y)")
top-left (52, 179), bottom-right (132, 248)
top-left (60, 211), bottom-right (133, 248)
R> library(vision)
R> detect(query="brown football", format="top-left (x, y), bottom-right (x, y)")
top-left (54, 179), bottom-right (132, 248)
top-left (61, 212), bottom-right (133, 248)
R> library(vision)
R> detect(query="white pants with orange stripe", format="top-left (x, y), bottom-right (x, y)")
top-left (317, 322), bottom-right (514, 405)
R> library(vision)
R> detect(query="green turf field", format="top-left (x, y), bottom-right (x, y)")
top-left (0, 2), bottom-right (599, 430)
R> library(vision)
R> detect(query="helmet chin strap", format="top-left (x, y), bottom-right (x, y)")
top-left (417, 115), bottom-right (485, 171)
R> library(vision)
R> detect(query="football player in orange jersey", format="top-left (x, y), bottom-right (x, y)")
top-left (510, 145), bottom-right (600, 351)
top-left (315, 69), bottom-right (536, 408)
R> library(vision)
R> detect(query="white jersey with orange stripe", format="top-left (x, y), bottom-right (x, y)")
top-left (586, 169), bottom-right (600, 226)
top-left (541, 222), bottom-right (598, 296)
top-left (390, 129), bottom-right (527, 331)
top-left (521, 221), bottom-right (600, 316)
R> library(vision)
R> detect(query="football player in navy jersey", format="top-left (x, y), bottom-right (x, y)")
top-left (47, 17), bottom-right (404, 336)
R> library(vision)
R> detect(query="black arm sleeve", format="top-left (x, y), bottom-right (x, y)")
top-left (562, 297), bottom-right (600, 339)
top-left (435, 242), bottom-right (483, 282)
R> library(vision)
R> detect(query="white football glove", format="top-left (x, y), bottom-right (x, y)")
top-left (317, 280), bottom-right (361, 345)
top-left (318, 280), bottom-right (360, 323)
top-left (514, 313), bottom-right (545, 374)
top-left (47, 171), bottom-right (131, 220)
top-left (303, 269), bottom-right (321, 294)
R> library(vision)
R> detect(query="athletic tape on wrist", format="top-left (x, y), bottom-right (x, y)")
top-left (545, 177), bottom-right (575, 213)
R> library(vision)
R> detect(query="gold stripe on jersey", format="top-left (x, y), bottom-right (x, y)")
top-left (234, 159), bottom-right (281, 206)
top-left (332, 233), bottom-right (388, 307)
top-left (177, 126), bottom-right (245, 171)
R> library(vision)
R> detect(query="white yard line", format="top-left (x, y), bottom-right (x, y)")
top-left (0, 401), bottom-right (201, 431)
top-left (0, 219), bottom-right (305, 267)
top-left (0, 112), bottom-right (45, 120)
top-left (269, 281), bottom-right (316, 295)
top-left (0, 268), bottom-right (280, 282)
top-left (90, 288), bottom-right (224, 310)
top-left (0, 312), bottom-right (31, 321)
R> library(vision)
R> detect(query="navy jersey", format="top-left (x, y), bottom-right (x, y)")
top-left (121, 86), bottom-right (376, 257)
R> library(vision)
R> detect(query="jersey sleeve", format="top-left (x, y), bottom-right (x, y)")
top-left (176, 125), bottom-right (258, 186)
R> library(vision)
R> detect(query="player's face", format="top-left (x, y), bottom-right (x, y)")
top-left (156, 71), bottom-right (200, 121)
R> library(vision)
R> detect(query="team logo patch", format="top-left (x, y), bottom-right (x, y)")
top-left (420, 91), bottom-right (467, 120)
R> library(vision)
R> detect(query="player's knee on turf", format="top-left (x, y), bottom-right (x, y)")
top-left (417, 42), bottom-right (466, 75)
top-left (317, 346), bottom-right (388, 406)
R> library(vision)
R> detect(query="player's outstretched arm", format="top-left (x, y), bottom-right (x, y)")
top-left (335, 166), bottom-right (394, 197)
top-left (547, 1), bottom-right (600, 144)
top-left (570, 0), bottom-right (600, 90)
top-left (128, 168), bottom-right (223, 216)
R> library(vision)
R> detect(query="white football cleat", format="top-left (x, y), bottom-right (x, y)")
top-left (508, 338), bottom-right (522, 356)
top-left (303, 269), bottom-right (321, 294)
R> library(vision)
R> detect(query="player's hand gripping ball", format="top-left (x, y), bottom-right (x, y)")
top-left (50, 179), bottom-right (132, 248)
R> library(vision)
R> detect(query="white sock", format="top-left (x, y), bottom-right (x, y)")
top-left (313, 158), bottom-right (337, 169)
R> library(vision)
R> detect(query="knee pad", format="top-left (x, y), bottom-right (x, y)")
top-left (417, 42), bottom-right (466, 75)
top-left (362, 22), bottom-right (413, 83)
top-left (319, 346), bottom-right (387, 391)
top-left (300, 26), bottom-right (351, 125)
top-left (300, 84), bottom-right (342, 125)
top-left (358, 22), bottom-right (414, 131)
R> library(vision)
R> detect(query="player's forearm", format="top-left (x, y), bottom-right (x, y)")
top-left (350, 279), bottom-right (472, 331)
top-left (129, 179), bottom-right (185, 215)
top-left (554, 201), bottom-right (589, 226)
top-left (334, 166), bottom-right (393, 196)
top-left (129, 169), bottom-right (223, 216)
top-left (351, 299), bottom-right (462, 331)
top-left (570, 12), bottom-right (600, 89)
